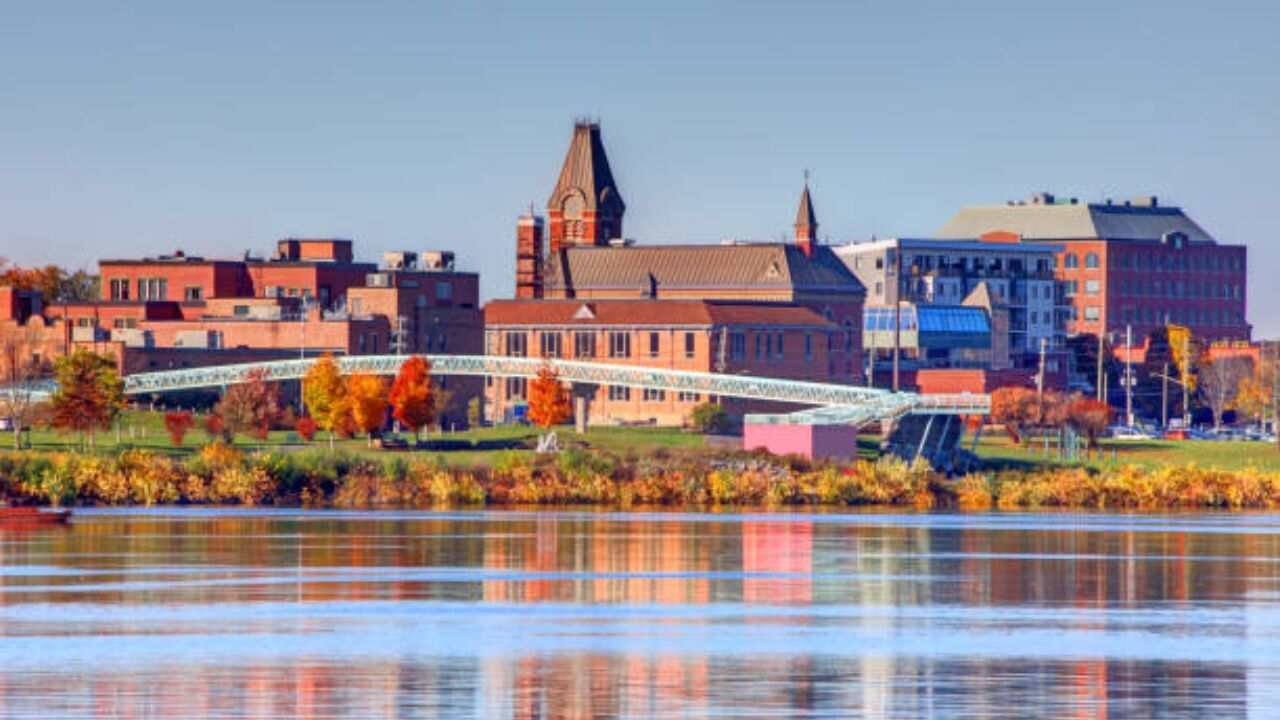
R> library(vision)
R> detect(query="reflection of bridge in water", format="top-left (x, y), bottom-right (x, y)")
top-left (114, 354), bottom-right (988, 427)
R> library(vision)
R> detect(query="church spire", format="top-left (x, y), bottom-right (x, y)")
top-left (794, 173), bottom-right (818, 257)
top-left (547, 120), bottom-right (626, 253)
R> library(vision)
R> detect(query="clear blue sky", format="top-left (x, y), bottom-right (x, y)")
top-left (2, 1), bottom-right (1278, 333)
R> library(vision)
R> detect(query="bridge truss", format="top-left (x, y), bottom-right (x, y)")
top-left (113, 354), bottom-right (988, 424)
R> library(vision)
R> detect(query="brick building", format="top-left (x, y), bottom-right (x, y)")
top-left (6, 242), bottom-right (484, 422)
top-left (484, 300), bottom-right (839, 426)
top-left (937, 193), bottom-right (1249, 343)
top-left (495, 121), bottom-right (865, 426)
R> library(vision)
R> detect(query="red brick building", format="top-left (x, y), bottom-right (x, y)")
top-left (484, 300), bottom-right (839, 425)
top-left (495, 121), bottom-right (865, 426)
top-left (938, 193), bottom-right (1249, 343)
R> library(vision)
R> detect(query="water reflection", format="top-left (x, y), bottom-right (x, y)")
top-left (2, 509), bottom-right (1279, 718)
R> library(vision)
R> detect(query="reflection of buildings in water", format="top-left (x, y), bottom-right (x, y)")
top-left (741, 521), bottom-right (812, 605)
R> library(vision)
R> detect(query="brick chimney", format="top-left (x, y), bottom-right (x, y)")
top-left (515, 212), bottom-right (545, 299)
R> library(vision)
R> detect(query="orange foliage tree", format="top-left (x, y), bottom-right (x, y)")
top-left (527, 364), bottom-right (573, 429)
top-left (389, 356), bottom-right (434, 438)
top-left (346, 374), bottom-right (389, 445)
top-left (989, 386), bottom-right (1038, 443)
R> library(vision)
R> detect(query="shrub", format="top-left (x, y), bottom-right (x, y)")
top-left (295, 416), bottom-right (317, 442)
top-left (689, 402), bottom-right (730, 434)
top-left (164, 411), bottom-right (195, 446)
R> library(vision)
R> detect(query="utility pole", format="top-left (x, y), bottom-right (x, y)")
top-left (1161, 362), bottom-right (1169, 428)
top-left (1035, 336), bottom-right (1047, 403)
top-left (1271, 341), bottom-right (1279, 446)
top-left (1181, 332), bottom-right (1191, 426)
top-left (1096, 330), bottom-right (1105, 402)
top-left (1125, 323), bottom-right (1133, 426)
top-left (892, 241), bottom-right (902, 392)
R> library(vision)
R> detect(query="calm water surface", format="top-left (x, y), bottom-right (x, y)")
top-left (2, 508), bottom-right (1279, 718)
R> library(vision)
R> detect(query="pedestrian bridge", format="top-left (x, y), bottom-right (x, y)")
top-left (110, 354), bottom-right (988, 427)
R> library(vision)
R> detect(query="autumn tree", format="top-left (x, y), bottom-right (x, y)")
top-left (346, 374), bottom-right (389, 445)
top-left (389, 356), bottom-right (434, 439)
top-left (303, 354), bottom-right (347, 449)
top-left (163, 410), bottom-right (195, 446)
top-left (989, 386), bottom-right (1039, 443)
top-left (49, 349), bottom-right (125, 449)
top-left (1199, 356), bottom-right (1252, 429)
top-left (527, 364), bottom-right (572, 429)
top-left (1066, 397), bottom-right (1112, 448)
top-left (214, 368), bottom-right (281, 441)
top-left (295, 415), bottom-right (318, 442)
top-left (1167, 324), bottom-right (1198, 422)
top-left (0, 261), bottom-right (98, 302)
top-left (0, 321), bottom-right (52, 449)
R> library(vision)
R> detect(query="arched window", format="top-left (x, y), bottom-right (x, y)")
top-left (1085, 252), bottom-right (1099, 268)
top-left (1064, 253), bottom-right (1079, 269)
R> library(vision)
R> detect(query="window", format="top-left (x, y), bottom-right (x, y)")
top-left (648, 332), bottom-right (660, 357)
top-left (435, 282), bottom-right (453, 301)
top-left (574, 331), bottom-right (596, 358)
top-left (505, 377), bottom-right (527, 400)
top-left (539, 332), bottom-right (561, 358)
top-left (184, 286), bottom-right (203, 301)
top-left (1085, 279), bottom-right (1100, 295)
top-left (137, 277), bottom-right (167, 301)
top-left (233, 305), bottom-right (250, 316)
top-left (804, 334), bottom-right (813, 360)
top-left (774, 332), bottom-right (784, 359)
top-left (1064, 253), bottom-right (1079, 269)
top-left (1085, 252), bottom-right (1099, 268)
top-left (643, 388), bottom-right (665, 402)
top-left (505, 331), bottom-right (527, 357)
top-left (1084, 306), bottom-right (1100, 321)
top-left (109, 278), bottom-right (130, 300)
top-left (683, 332), bottom-right (696, 358)
top-left (608, 331), bottom-right (631, 358)
top-left (678, 391), bottom-right (700, 403)
top-left (608, 385), bottom-right (630, 401)
top-left (729, 332), bottom-right (746, 360)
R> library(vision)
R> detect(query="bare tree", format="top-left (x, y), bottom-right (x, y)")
top-left (0, 321), bottom-right (53, 449)
top-left (1198, 356), bottom-right (1251, 430)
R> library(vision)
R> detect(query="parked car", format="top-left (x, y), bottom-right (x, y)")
top-left (1107, 425), bottom-right (1155, 440)
top-left (0, 417), bottom-right (11, 432)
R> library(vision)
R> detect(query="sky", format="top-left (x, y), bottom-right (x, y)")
top-left (2, 1), bottom-right (1278, 333)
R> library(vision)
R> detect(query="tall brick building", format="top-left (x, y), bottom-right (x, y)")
top-left (937, 193), bottom-right (1248, 343)
top-left (493, 121), bottom-right (865, 426)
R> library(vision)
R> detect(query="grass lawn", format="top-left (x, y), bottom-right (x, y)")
top-left (972, 432), bottom-right (1280, 473)
top-left (8, 411), bottom-right (707, 466)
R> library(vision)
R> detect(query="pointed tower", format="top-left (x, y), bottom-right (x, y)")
top-left (794, 179), bottom-right (818, 257)
top-left (547, 120), bottom-right (626, 254)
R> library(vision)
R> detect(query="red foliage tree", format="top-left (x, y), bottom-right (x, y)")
top-left (163, 410), bottom-right (195, 446)
top-left (214, 368), bottom-right (281, 441)
top-left (204, 413), bottom-right (228, 442)
top-left (1067, 397), bottom-right (1112, 448)
top-left (295, 416), bottom-right (317, 442)
top-left (389, 356), bottom-right (434, 438)
top-left (989, 386), bottom-right (1038, 443)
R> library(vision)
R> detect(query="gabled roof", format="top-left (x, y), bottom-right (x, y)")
top-left (484, 299), bottom-right (837, 328)
top-left (543, 243), bottom-right (864, 295)
top-left (937, 201), bottom-right (1217, 244)
top-left (548, 122), bottom-right (625, 218)
top-left (962, 281), bottom-right (999, 310)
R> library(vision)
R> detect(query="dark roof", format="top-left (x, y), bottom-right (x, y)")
top-left (548, 122), bottom-right (625, 218)
top-left (795, 185), bottom-right (817, 229)
top-left (544, 243), bottom-right (864, 295)
top-left (485, 299), bottom-right (836, 328)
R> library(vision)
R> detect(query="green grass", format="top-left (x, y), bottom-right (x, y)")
top-left (972, 432), bottom-right (1280, 473)
top-left (9, 411), bottom-right (706, 466)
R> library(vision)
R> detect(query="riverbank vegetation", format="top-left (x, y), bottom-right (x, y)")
top-left (4, 443), bottom-right (1280, 510)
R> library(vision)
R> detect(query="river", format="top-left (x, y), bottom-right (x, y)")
top-left (2, 508), bottom-right (1278, 718)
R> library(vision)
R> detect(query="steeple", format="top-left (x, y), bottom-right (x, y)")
top-left (547, 120), bottom-right (625, 254)
top-left (794, 174), bottom-right (818, 257)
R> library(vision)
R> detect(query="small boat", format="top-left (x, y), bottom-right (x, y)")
top-left (0, 506), bottom-right (72, 527)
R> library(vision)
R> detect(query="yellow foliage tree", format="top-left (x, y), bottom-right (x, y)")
top-left (1166, 324), bottom-right (1197, 392)
top-left (303, 354), bottom-right (347, 449)
top-left (1234, 369), bottom-right (1270, 425)
top-left (346, 374), bottom-right (389, 445)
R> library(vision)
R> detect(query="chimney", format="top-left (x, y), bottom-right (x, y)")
top-left (515, 212), bottom-right (545, 299)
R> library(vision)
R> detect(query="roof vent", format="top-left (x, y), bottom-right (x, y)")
top-left (1131, 195), bottom-right (1158, 208)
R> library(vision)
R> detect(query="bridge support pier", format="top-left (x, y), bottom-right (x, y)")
top-left (882, 413), bottom-right (970, 473)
